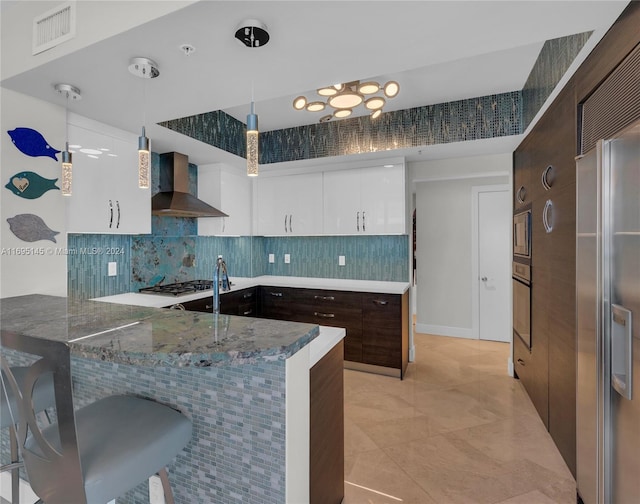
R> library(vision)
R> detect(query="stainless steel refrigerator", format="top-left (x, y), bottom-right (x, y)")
top-left (576, 119), bottom-right (640, 504)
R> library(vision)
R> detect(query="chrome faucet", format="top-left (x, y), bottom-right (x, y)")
top-left (213, 255), bottom-right (231, 314)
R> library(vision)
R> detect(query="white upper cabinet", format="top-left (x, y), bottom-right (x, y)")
top-left (197, 164), bottom-right (251, 236)
top-left (65, 114), bottom-right (151, 234)
top-left (256, 172), bottom-right (323, 236)
top-left (323, 163), bottom-right (406, 235)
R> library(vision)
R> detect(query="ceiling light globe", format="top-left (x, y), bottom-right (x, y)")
top-left (328, 92), bottom-right (363, 109)
top-left (358, 81), bottom-right (380, 95)
top-left (333, 109), bottom-right (352, 118)
top-left (365, 97), bottom-right (385, 110)
top-left (383, 81), bottom-right (400, 98)
top-left (293, 96), bottom-right (307, 110)
top-left (318, 86), bottom-right (339, 97)
top-left (319, 115), bottom-right (332, 123)
top-left (371, 109), bottom-right (382, 119)
top-left (306, 101), bottom-right (326, 112)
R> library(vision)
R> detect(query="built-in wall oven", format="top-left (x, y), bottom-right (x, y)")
top-left (512, 262), bottom-right (531, 348)
top-left (513, 210), bottom-right (531, 259)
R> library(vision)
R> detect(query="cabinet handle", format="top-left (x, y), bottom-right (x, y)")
top-left (269, 292), bottom-right (283, 297)
top-left (243, 309), bottom-right (253, 316)
top-left (541, 165), bottom-right (553, 191)
top-left (170, 303), bottom-right (185, 311)
top-left (372, 300), bottom-right (389, 306)
top-left (357, 211), bottom-right (360, 232)
top-left (362, 210), bottom-right (366, 232)
top-left (543, 199), bottom-right (554, 233)
top-left (314, 295), bottom-right (335, 301)
top-left (205, 304), bottom-right (213, 310)
top-left (289, 214), bottom-right (293, 233)
top-left (116, 200), bottom-right (121, 229)
top-left (284, 215), bottom-right (288, 233)
top-left (517, 358), bottom-right (525, 366)
top-left (243, 292), bottom-right (254, 299)
top-left (516, 186), bottom-right (526, 204)
top-left (314, 312), bottom-right (335, 318)
top-left (108, 199), bottom-right (113, 228)
top-left (222, 217), bottom-right (226, 234)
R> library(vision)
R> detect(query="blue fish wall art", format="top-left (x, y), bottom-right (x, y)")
top-left (7, 127), bottom-right (60, 160)
top-left (6, 214), bottom-right (59, 243)
top-left (5, 171), bottom-right (60, 199)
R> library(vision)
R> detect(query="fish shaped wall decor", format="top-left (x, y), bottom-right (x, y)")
top-left (6, 214), bottom-right (59, 243)
top-left (7, 127), bottom-right (60, 160)
top-left (5, 171), bottom-right (60, 199)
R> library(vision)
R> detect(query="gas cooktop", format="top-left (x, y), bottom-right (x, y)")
top-left (138, 279), bottom-right (213, 296)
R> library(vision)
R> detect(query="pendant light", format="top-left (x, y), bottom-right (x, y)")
top-left (246, 99), bottom-right (259, 177)
top-left (128, 57), bottom-right (159, 189)
top-left (54, 83), bottom-right (81, 196)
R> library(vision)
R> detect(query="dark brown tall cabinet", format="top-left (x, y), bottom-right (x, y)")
top-left (512, 2), bottom-right (640, 478)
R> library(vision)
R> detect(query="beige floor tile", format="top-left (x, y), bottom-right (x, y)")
top-left (344, 448), bottom-right (439, 504)
top-left (343, 332), bottom-right (577, 504)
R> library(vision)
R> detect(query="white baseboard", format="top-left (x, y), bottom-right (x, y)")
top-left (415, 323), bottom-right (473, 339)
top-left (508, 357), bottom-right (514, 377)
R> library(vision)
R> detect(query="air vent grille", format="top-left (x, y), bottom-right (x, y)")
top-left (581, 43), bottom-right (640, 154)
top-left (32, 1), bottom-right (76, 55)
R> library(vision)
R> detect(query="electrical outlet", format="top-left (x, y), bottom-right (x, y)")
top-left (108, 262), bottom-right (117, 276)
top-left (269, 253), bottom-right (275, 264)
top-left (284, 254), bottom-right (290, 264)
top-left (148, 475), bottom-right (165, 504)
top-left (339, 255), bottom-right (346, 266)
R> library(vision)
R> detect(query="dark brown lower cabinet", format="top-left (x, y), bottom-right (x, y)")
top-left (310, 340), bottom-right (344, 504)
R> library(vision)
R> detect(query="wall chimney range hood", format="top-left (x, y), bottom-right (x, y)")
top-left (152, 152), bottom-right (228, 218)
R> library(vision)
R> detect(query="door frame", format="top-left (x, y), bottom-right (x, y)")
top-left (471, 184), bottom-right (512, 348)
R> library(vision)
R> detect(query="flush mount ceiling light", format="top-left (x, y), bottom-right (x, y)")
top-left (54, 83), bottom-right (82, 196)
top-left (235, 19), bottom-right (270, 48)
top-left (128, 57), bottom-right (159, 189)
top-left (293, 79), bottom-right (399, 122)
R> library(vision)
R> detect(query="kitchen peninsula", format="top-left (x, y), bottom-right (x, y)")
top-left (0, 294), bottom-right (345, 504)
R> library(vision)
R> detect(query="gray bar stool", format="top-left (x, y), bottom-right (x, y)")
top-left (0, 330), bottom-right (193, 504)
top-left (1, 365), bottom-right (55, 504)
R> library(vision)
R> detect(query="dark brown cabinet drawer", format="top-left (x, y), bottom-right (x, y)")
top-left (259, 286), bottom-right (298, 320)
top-left (220, 287), bottom-right (258, 317)
top-left (362, 293), bottom-right (401, 328)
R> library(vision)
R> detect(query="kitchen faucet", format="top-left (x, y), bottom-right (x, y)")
top-left (213, 255), bottom-right (231, 314)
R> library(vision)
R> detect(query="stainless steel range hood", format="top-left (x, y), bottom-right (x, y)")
top-left (152, 152), bottom-right (228, 218)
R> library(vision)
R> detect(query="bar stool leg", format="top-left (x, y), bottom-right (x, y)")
top-left (158, 468), bottom-right (175, 504)
top-left (10, 425), bottom-right (20, 504)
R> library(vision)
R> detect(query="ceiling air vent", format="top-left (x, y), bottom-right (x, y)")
top-left (32, 1), bottom-right (76, 55)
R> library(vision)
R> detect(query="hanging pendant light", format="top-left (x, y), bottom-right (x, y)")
top-left (54, 84), bottom-right (81, 196)
top-left (246, 100), bottom-right (259, 177)
top-left (128, 57), bottom-right (159, 189)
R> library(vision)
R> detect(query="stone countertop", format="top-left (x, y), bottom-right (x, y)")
top-left (93, 275), bottom-right (411, 308)
top-left (0, 294), bottom-right (319, 368)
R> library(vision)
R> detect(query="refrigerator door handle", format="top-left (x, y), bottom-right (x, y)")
top-left (611, 304), bottom-right (633, 400)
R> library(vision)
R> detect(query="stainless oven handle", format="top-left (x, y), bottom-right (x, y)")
top-left (541, 165), bottom-right (553, 191)
top-left (543, 199), bottom-right (553, 233)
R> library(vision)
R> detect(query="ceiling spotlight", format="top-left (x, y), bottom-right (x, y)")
top-left (235, 19), bottom-right (270, 47)
top-left (293, 79), bottom-right (399, 123)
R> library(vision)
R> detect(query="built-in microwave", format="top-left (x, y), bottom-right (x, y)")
top-left (513, 210), bottom-right (531, 258)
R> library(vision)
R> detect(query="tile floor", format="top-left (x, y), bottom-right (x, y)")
top-left (342, 332), bottom-right (576, 504)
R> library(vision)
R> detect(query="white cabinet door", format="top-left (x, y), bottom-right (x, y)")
top-left (198, 165), bottom-right (251, 236)
top-left (66, 116), bottom-right (150, 234)
top-left (257, 172), bottom-right (323, 236)
top-left (360, 164), bottom-right (405, 234)
top-left (323, 164), bottom-right (406, 235)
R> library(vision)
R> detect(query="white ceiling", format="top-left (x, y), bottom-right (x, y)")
top-left (0, 1), bottom-right (630, 168)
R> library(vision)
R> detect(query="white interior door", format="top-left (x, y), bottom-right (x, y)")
top-left (477, 188), bottom-right (511, 342)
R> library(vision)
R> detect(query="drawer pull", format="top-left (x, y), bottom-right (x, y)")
top-left (243, 309), bottom-right (253, 316)
top-left (243, 292), bottom-right (254, 299)
top-left (269, 292), bottom-right (283, 297)
top-left (517, 358), bottom-right (525, 366)
top-left (314, 312), bottom-right (335, 318)
top-left (205, 304), bottom-right (213, 310)
top-left (314, 295), bottom-right (335, 301)
top-left (373, 300), bottom-right (389, 306)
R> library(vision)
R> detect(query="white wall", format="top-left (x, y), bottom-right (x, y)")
top-left (1, 88), bottom-right (67, 297)
top-left (411, 153), bottom-right (511, 338)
